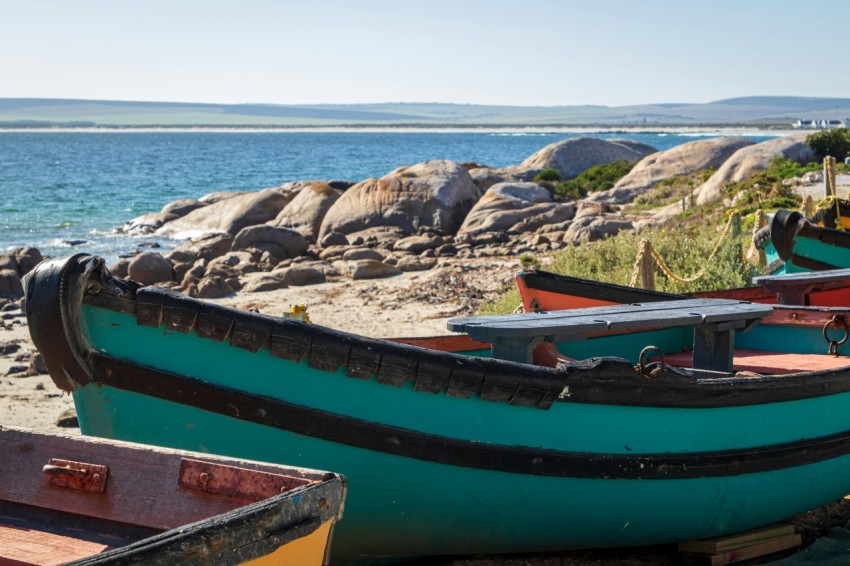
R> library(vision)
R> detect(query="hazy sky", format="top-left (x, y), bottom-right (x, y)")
top-left (3, 0), bottom-right (847, 107)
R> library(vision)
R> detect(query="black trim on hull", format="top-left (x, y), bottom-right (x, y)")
top-left (88, 353), bottom-right (850, 481)
top-left (518, 270), bottom-right (681, 304)
top-left (767, 208), bottom-right (850, 265)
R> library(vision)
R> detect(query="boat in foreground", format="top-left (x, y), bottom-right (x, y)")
top-left (755, 208), bottom-right (850, 274)
top-left (0, 424), bottom-right (345, 565)
top-left (23, 254), bottom-right (850, 562)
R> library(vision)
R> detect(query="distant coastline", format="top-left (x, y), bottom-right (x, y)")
top-left (2, 96), bottom-right (847, 131)
top-left (0, 124), bottom-right (798, 136)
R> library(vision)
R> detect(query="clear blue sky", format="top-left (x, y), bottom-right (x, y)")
top-left (2, 0), bottom-right (846, 107)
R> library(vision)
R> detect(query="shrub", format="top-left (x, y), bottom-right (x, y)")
top-left (533, 168), bottom-right (561, 182)
top-left (806, 128), bottom-right (850, 160)
top-left (554, 160), bottom-right (636, 200)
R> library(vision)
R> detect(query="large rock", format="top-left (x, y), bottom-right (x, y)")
top-left (232, 225), bottom-right (308, 260)
top-left (319, 160), bottom-right (481, 239)
top-left (242, 274), bottom-right (288, 293)
top-left (166, 233), bottom-right (234, 264)
top-left (270, 183), bottom-right (343, 242)
top-left (588, 136), bottom-right (755, 204)
top-left (0, 269), bottom-right (23, 299)
top-left (457, 182), bottom-right (576, 236)
top-left (333, 259), bottom-right (402, 280)
top-left (563, 215), bottom-right (634, 243)
top-left (157, 189), bottom-right (294, 237)
top-left (0, 255), bottom-right (18, 275)
top-left (119, 212), bottom-right (179, 235)
top-left (514, 137), bottom-right (656, 180)
top-left (696, 133), bottom-right (815, 206)
top-left (274, 264), bottom-right (326, 286)
top-left (161, 199), bottom-right (208, 217)
top-left (1, 247), bottom-right (42, 277)
top-left (127, 252), bottom-right (173, 285)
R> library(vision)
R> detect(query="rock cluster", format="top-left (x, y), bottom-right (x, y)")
top-left (0, 247), bottom-right (43, 300)
top-left (104, 133), bottom-right (815, 298)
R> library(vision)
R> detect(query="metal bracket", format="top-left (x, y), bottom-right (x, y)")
top-left (178, 459), bottom-right (315, 501)
top-left (43, 458), bottom-right (109, 493)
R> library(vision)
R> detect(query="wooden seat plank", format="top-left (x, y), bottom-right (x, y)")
top-left (448, 298), bottom-right (773, 369)
top-left (753, 268), bottom-right (850, 306)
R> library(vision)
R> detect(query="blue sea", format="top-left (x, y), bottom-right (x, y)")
top-left (0, 130), bottom-right (778, 263)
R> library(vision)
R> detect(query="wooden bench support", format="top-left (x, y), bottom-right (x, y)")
top-left (492, 336), bottom-right (543, 365)
top-left (753, 268), bottom-right (850, 306)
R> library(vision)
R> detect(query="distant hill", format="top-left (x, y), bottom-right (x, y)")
top-left (1, 96), bottom-right (849, 127)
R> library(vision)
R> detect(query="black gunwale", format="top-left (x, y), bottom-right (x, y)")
top-left (86, 352), bottom-right (850, 480)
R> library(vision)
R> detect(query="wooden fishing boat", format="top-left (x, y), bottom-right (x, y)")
top-left (0, 424), bottom-right (345, 565)
top-left (516, 266), bottom-right (850, 312)
top-left (23, 254), bottom-right (850, 562)
top-left (755, 208), bottom-right (850, 274)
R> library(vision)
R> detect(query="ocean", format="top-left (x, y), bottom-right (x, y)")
top-left (0, 130), bottom-right (778, 263)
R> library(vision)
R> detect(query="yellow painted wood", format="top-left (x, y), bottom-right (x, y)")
top-left (242, 521), bottom-right (333, 566)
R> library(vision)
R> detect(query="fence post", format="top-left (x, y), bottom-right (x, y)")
top-left (824, 156), bottom-right (837, 198)
top-left (638, 239), bottom-right (655, 291)
top-left (753, 209), bottom-right (768, 269)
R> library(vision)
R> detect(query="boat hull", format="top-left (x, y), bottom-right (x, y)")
top-left (24, 254), bottom-right (850, 562)
top-left (759, 209), bottom-right (850, 274)
top-left (0, 425), bottom-right (345, 566)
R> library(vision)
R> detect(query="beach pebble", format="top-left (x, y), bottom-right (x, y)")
top-left (0, 342), bottom-right (21, 356)
top-left (5, 365), bottom-right (28, 376)
top-left (56, 408), bottom-right (79, 428)
top-left (30, 353), bottom-right (48, 375)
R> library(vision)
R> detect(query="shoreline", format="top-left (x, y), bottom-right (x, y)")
top-left (0, 125), bottom-right (799, 135)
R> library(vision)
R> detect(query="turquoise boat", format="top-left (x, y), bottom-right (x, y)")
top-left (756, 209), bottom-right (850, 274)
top-left (23, 254), bottom-right (850, 563)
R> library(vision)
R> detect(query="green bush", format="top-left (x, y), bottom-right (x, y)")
top-left (533, 168), bottom-right (561, 182)
top-left (554, 160), bottom-right (636, 200)
top-left (806, 128), bottom-right (850, 160)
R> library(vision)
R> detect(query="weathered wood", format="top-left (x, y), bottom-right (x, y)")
top-left (448, 299), bottom-right (773, 369)
top-left (753, 268), bottom-right (850, 305)
top-left (678, 523), bottom-right (795, 554)
top-left (0, 425), bottom-right (345, 566)
top-left (0, 426), bottom-right (334, 531)
top-left (663, 349), bottom-right (850, 374)
top-left (680, 533), bottom-right (801, 565)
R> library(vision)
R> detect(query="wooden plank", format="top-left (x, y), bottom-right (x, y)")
top-left (679, 533), bottom-right (801, 565)
top-left (0, 523), bottom-right (111, 566)
top-left (663, 349), bottom-right (850, 374)
top-left (0, 426), bottom-right (330, 532)
top-left (754, 268), bottom-right (850, 285)
top-left (449, 299), bottom-right (771, 340)
top-left (678, 523), bottom-right (795, 554)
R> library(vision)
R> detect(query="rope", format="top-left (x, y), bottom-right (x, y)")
top-left (629, 210), bottom-right (739, 287)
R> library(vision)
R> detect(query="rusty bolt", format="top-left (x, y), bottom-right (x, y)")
top-left (92, 473), bottom-right (101, 482)
top-left (199, 472), bottom-right (209, 485)
top-left (318, 498), bottom-right (328, 509)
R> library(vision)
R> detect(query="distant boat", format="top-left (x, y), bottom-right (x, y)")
top-left (756, 209), bottom-right (850, 274)
top-left (0, 424), bottom-right (345, 565)
top-left (23, 254), bottom-right (850, 562)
